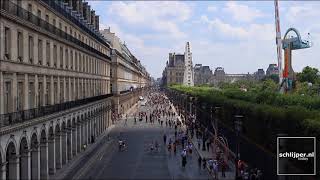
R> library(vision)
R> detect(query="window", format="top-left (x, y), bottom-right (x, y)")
top-left (54, 82), bottom-right (58, 103)
top-left (38, 82), bottom-right (43, 106)
top-left (27, 4), bottom-right (32, 20)
top-left (60, 81), bottom-right (64, 102)
top-left (38, 39), bottom-right (43, 65)
top-left (37, 10), bottom-right (41, 25)
top-left (75, 52), bottom-right (78, 71)
top-left (4, 27), bottom-right (11, 60)
top-left (29, 82), bottom-right (34, 108)
top-left (65, 49), bottom-right (69, 69)
top-left (17, 31), bottom-right (23, 62)
top-left (4, 82), bottom-right (12, 113)
top-left (60, 46), bottom-right (63, 68)
top-left (46, 41), bottom-right (50, 66)
top-left (17, 82), bottom-right (24, 111)
top-left (53, 45), bottom-right (57, 67)
top-left (70, 50), bottom-right (73, 70)
top-left (46, 82), bottom-right (50, 105)
top-left (28, 36), bottom-right (34, 63)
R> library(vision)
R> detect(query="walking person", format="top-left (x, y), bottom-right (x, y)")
top-left (163, 134), bottom-right (167, 144)
top-left (198, 156), bottom-right (202, 170)
top-left (213, 160), bottom-right (218, 179)
top-left (181, 149), bottom-right (187, 168)
top-left (221, 159), bottom-right (226, 178)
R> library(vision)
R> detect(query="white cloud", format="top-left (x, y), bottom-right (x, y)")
top-left (223, 1), bottom-right (265, 23)
top-left (207, 6), bottom-right (217, 12)
top-left (108, 1), bottom-right (191, 39)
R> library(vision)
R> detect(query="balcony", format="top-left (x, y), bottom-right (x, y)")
top-left (0, 0), bottom-right (110, 61)
top-left (0, 94), bottom-right (113, 128)
top-left (40, 0), bottom-right (109, 48)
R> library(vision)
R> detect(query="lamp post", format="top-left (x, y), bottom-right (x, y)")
top-left (234, 115), bottom-right (243, 179)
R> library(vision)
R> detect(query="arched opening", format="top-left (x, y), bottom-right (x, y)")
top-left (48, 126), bottom-right (55, 175)
top-left (40, 129), bottom-right (48, 179)
top-left (61, 122), bottom-right (67, 165)
top-left (30, 133), bottom-right (39, 180)
top-left (72, 118), bottom-right (77, 157)
top-left (20, 137), bottom-right (29, 179)
top-left (66, 120), bottom-right (72, 161)
top-left (55, 124), bottom-right (61, 170)
top-left (6, 141), bottom-right (18, 180)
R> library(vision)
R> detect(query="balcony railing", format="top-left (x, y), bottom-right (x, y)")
top-left (0, 94), bottom-right (113, 129)
top-left (40, 0), bottom-right (109, 48)
top-left (0, 0), bottom-right (110, 61)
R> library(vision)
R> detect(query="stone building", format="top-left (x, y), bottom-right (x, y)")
top-left (162, 53), bottom-right (185, 86)
top-left (194, 64), bottom-right (213, 85)
top-left (162, 42), bottom-right (194, 86)
top-left (0, 1), bottom-right (150, 180)
top-left (266, 64), bottom-right (279, 76)
top-left (211, 67), bottom-right (254, 85)
top-left (254, 68), bottom-right (265, 80)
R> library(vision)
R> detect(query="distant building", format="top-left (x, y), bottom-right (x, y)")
top-left (212, 67), bottom-right (254, 85)
top-left (162, 42), bottom-right (194, 86)
top-left (254, 69), bottom-right (265, 80)
top-left (266, 64), bottom-right (279, 76)
top-left (162, 53), bottom-right (185, 85)
top-left (194, 64), bottom-right (213, 85)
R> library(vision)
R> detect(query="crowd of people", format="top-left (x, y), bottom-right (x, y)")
top-left (120, 89), bottom-right (263, 180)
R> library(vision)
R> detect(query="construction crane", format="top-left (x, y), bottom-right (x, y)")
top-left (274, 0), bottom-right (312, 93)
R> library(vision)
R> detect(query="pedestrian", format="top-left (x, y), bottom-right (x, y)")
top-left (173, 142), bottom-right (177, 155)
top-left (198, 156), bottom-right (202, 169)
top-left (202, 157), bottom-right (206, 170)
top-left (197, 138), bottom-right (201, 149)
top-left (208, 159), bottom-right (214, 175)
top-left (181, 149), bottom-right (187, 168)
top-left (206, 141), bottom-right (210, 152)
top-left (221, 160), bottom-right (226, 177)
top-left (163, 134), bottom-right (167, 144)
top-left (213, 160), bottom-right (218, 179)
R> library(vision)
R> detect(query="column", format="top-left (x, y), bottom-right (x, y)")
top-left (9, 156), bottom-right (20, 180)
top-left (0, 22), bottom-right (4, 61)
top-left (55, 133), bottom-right (62, 170)
top-left (1, 161), bottom-right (6, 180)
top-left (43, 75), bottom-right (46, 106)
top-left (0, 72), bottom-right (4, 114)
top-left (67, 128), bottom-right (72, 161)
top-left (50, 41), bottom-right (53, 68)
top-left (68, 77), bottom-right (71, 101)
top-left (63, 77), bottom-right (66, 102)
top-left (31, 148), bottom-right (40, 180)
top-left (40, 142), bottom-right (48, 180)
top-left (34, 75), bottom-right (39, 108)
top-left (10, 26), bottom-right (17, 62)
top-left (20, 150), bottom-right (31, 179)
top-left (50, 76), bottom-right (54, 105)
top-left (48, 138), bottom-right (55, 175)
top-left (23, 74), bottom-right (29, 110)
top-left (77, 122), bottom-right (81, 153)
top-left (57, 76), bottom-right (60, 104)
top-left (33, 34), bottom-right (38, 65)
top-left (61, 131), bottom-right (67, 165)
top-left (12, 73), bottom-right (17, 112)
top-left (72, 126), bottom-right (77, 156)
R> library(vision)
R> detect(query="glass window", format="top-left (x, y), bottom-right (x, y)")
top-left (17, 31), bottom-right (23, 62)
top-left (38, 39), bottom-right (43, 65)
top-left (4, 27), bottom-right (11, 60)
top-left (28, 36), bottom-right (34, 63)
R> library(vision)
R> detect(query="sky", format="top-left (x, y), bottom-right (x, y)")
top-left (88, 1), bottom-right (320, 78)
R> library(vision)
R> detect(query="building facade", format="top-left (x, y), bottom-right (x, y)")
top-left (254, 68), bottom-right (265, 80)
top-left (266, 64), bottom-right (279, 76)
top-left (0, 1), bottom-right (150, 180)
top-left (162, 42), bottom-right (194, 86)
top-left (162, 53), bottom-right (185, 86)
top-left (194, 64), bottom-right (213, 85)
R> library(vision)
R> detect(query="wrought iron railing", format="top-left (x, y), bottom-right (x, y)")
top-left (0, 0), bottom-right (110, 61)
top-left (0, 94), bottom-right (113, 128)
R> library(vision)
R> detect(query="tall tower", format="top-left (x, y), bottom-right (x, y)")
top-left (183, 42), bottom-right (194, 86)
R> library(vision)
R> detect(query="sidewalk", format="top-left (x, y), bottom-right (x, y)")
top-left (50, 102), bottom-right (139, 180)
top-left (170, 103), bottom-right (235, 180)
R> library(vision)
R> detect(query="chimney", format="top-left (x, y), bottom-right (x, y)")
top-left (82, 2), bottom-right (88, 20)
top-left (95, 15), bottom-right (99, 30)
top-left (79, 0), bottom-right (83, 16)
top-left (86, 5), bottom-right (91, 24)
top-left (91, 10), bottom-right (95, 27)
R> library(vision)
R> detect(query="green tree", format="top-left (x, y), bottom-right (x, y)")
top-left (297, 66), bottom-right (319, 84)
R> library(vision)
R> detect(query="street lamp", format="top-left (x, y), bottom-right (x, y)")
top-left (234, 115), bottom-right (243, 179)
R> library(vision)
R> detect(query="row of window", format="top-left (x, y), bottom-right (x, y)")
top-left (13, 0), bottom-right (108, 55)
top-left (3, 26), bottom-right (109, 75)
top-left (3, 75), bottom-right (110, 114)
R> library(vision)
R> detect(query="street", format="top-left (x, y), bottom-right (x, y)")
top-left (62, 92), bottom-right (212, 180)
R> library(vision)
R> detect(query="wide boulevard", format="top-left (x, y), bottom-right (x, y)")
top-left (58, 91), bottom-right (211, 180)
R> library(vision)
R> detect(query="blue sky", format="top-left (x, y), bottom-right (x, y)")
top-left (88, 1), bottom-right (320, 78)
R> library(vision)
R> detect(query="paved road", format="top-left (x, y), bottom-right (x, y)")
top-left (65, 93), bottom-right (211, 180)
